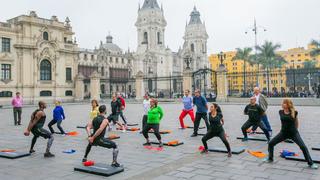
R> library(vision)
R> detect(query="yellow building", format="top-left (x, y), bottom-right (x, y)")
top-left (209, 44), bottom-right (320, 95)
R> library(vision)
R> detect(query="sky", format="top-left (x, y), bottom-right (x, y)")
top-left (0, 0), bottom-right (319, 54)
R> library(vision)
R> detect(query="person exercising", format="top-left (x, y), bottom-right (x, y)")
top-left (24, 101), bottom-right (55, 158)
top-left (108, 94), bottom-right (125, 132)
top-left (201, 103), bottom-right (231, 157)
top-left (82, 105), bottom-right (121, 167)
top-left (179, 90), bottom-right (195, 129)
top-left (241, 97), bottom-right (270, 142)
top-left (191, 89), bottom-right (209, 137)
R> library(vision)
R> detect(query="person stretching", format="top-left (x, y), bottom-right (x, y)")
top-left (117, 92), bottom-right (128, 128)
top-left (241, 97), bottom-right (270, 142)
top-left (201, 103), bottom-right (232, 157)
top-left (263, 99), bottom-right (318, 169)
top-left (82, 105), bottom-right (121, 167)
top-left (24, 101), bottom-right (55, 157)
top-left (142, 98), bottom-right (164, 147)
top-left (48, 100), bottom-right (66, 135)
top-left (179, 90), bottom-right (195, 129)
top-left (108, 94), bottom-right (125, 132)
top-left (191, 89), bottom-right (209, 137)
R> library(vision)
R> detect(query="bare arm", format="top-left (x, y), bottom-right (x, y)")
top-left (27, 111), bottom-right (43, 131)
top-left (86, 121), bottom-right (93, 136)
top-left (91, 119), bottom-right (109, 140)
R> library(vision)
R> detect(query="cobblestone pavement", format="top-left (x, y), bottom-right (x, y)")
top-left (0, 103), bottom-right (319, 180)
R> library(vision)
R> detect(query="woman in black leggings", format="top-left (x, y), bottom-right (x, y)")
top-left (201, 103), bottom-right (231, 157)
top-left (264, 99), bottom-right (318, 169)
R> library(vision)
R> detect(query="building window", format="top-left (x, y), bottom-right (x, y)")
top-left (40, 59), bottom-right (52, 80)
top-left (122, 58), bottom-right (124, 64)
top-left (64, 37), bottom-right (67, 43)
top-left (84, 85), bottom-right (88, 92)
top-left (84, 54), bottom-right (87, 60)
top-left (101, 67), bottom-right (104, 76)
top-left (128, 59), bottom-right (131, 64)
top-left (110, 57), bottom-right (113, 63)
top-left (66, 68), bottom-right (72, 81)
top-left (116, 58), bottom-right (118, 63)
top-left (91, 55), bottom-right (94, 60)
top-left (1, 37), bottom-right (11, 52)
top-left (43, 32), bottom-right (49, 41)
top-left (157, 32), bottom-right (162, 44)
top-left (40, 91), bottom-right (52, 97)
top-left (191, 43), bottom-right (195, 52)
top-left (0, 91), bottom-right (12, 97)
top-left (65, 90), bottom-right (73, 96)
top-left (1, 64), bottom-right (11, 80)
top-left (143, 32), bottom-right (148, 44)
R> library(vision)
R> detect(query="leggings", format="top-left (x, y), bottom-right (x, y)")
top-left (142, 115), bottom-right (148, 130)
top-left (30, 128), bottom-right (54, 153)
top-left (119, 111), bottom-right (127, 125)
top-left (179, 109), bottom-right (195, 128)
top-left (84, 138), bottom-right (118, 162)
top-left (241, 120), bottom-right (270, 140)
top-left (48, 119), bottom-right (65, 134)
top-left (268, 131), bottom-right (313, 165)
top-left (202, 129), bottom-right (231, 152)
top-left (142, 124), bottom-right (161, 141)
top-left (252, 114), bottom-right (272, 132)
top-left (194, 112), bottom-right (210, 134)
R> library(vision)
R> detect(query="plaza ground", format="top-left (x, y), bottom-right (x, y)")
top-left (0, 103), bottom-right (320, 180)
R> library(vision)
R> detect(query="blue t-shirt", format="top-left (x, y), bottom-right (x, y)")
top-left (182, 96), bottom-right (193, 110)
top-left (193, 96), bottom-right (208, 113)
top-left (53, 106), bottom-right (65, 121)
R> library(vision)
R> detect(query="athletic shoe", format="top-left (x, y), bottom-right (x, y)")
top-left (61, 134), bottom-right (66, 137)
top-left (29, 149), bottom-right (35, 154)
top-left (143, 142), bottom-right (151, 146)
top-left (262, 158), bottom-right (273, 163)
top-left (111, 162), bottom-right (121, 168)
top-left (309, 164), bottom-right (319, 169)
top-left (44, 152), bottom-right (55, 158)
top-left (241, 137), bottom-right (248, 142)
top-left (122, 129), bottom-right (126, 133)
top-left (159, 142), bottom-right (163, 148)
top-left (190, 133), bottom-right (198, 137)
top-left (200, 149), bottom-right (208, 154)
top-left (82, 158), bottom-right (87, 162)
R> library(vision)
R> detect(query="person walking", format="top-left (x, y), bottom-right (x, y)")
top-left (11, 92), bottom-right (23, 125)
top-left (191, 89), bottom-right (209, 137)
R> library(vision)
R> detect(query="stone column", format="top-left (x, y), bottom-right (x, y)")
top-left (74, 73), bottom-right (85, 101)
top-left (216, 65), bottom-right (228, 102)
top-left (183, 69), bottom-right (193, 92)
top-left (135, 71), bottom-right (145, 100)
top-left (90, 71), bottom-right (101, 101)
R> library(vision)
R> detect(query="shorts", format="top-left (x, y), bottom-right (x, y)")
top-left (93, 138), bottom-right (117, 149)
top-left (31, 127), bottom-right (52, 139)
top-left (107, 114), bottom-right (120, 124)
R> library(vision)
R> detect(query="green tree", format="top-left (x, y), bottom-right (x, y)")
top-left (310, 39), bottom-right (320, 57)
top-left (256, 41), bottom-right (286, 95)
top-left (232, 47), bottom-right (253, 95)
top-left (303, 59), bottom-right (317, 69)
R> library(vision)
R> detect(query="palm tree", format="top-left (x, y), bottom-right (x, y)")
top-left (232, 47), bottom-right (253, 96)
top-left (256, 41), bottom-right (286, 96)
top-left (310, 40), bottom-right (320, 57)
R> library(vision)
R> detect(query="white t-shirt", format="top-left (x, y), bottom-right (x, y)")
top-left (143, 99), bottom-right (151, 115)
top-left (254, 94), bottom-right (260, 105)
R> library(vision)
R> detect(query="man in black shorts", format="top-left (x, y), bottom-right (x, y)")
top-left (241, 97), bottom-right (270, 142)
top-left (24, 101), bottom-right (55, 158)
top-left (82, 105), bottom-right (121, 167)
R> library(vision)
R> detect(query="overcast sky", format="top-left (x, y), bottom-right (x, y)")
top-left (1, 0), bottom-right (319, 54)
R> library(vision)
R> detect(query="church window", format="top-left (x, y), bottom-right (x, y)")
top-left (43, 31), bottom-right (49, 40)
top-left (191, 44), bottom-right (195, 52)
top-left (157, 32), bottom-right (162, 44)
top-left (142, 32), bottom-right (148, 44)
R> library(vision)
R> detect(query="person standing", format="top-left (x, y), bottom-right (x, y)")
top-left (11, 92), bottom-right (23, 125)
top-left (117, 92), bottom-right (128, 128)
top-left (179, 90), bottom-right (195, 129)
top-left (264, 99), bottom-right (318, 169)
top-left (241, 97), bottom-right (270, 142)
top-left (142, 98), bottom-right (164, 147)
top-left (24, 101), bottom-right (55, 157)
top-left (108, 94), bottom-right (125, 132)
top-left (251, 87), bottom-right (272, 135)
top-left (201, 103), bottom-right (231, 157)
top-left (142, 94), bottom-right (151, 130)
top-left (48, 100), bottom-right (66, 135)
top-left (191, 89), bottom-right (209, 137)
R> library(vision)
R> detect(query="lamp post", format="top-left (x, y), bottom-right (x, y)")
top-left (245, 18), bottom-right (267, 87)
top-left (217, 51), bottom-right (226, 68)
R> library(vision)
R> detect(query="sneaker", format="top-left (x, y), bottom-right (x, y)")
top-left (82, 158), bottom-right (87, 162)
top-left (200, 149), bottom-right (208, 154)
top-left (159, 142), bottom-right (163, 148)
top-left (190, 133), bottom-right (198, 137)
top-left (241, 137), bottom-right (248, 142)
top-left (44, 152), bottom-right (55, 158)
top-left (61, 134), bottom-right (66, 137)
top-left (122, 129), bottom-right (126, 133)
top-left (143, 142), bottom-right (151, 146)
top-left (309, 164), bottom-right (319, 169)
top-left (262, 158), bottom-right (273, 163)
top-left (29, 149), bottom-right (35, 154)
top-left (111, 162), bottom-right (121, 168)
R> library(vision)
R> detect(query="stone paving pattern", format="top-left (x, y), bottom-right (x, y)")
top-left (0, 103), bottom-right (320, 180)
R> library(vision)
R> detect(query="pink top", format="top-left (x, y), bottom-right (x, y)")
top-left (11, 96), bottom-right (23, 108)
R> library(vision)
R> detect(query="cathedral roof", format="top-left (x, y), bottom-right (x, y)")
top-left (102, 35), bottom-right (122, 52)
top-left (141, 0), bottom-right (160, 10)
top-left (189, 6), bottom-right (202, 25)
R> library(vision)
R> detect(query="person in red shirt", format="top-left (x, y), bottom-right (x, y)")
top-left (117, 93), bottom-right (128, 128)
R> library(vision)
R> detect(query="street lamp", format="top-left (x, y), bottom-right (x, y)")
top-left (245, 18), bottom-right (267, 87)
top-left (217, 51), bottom-right (226, 68)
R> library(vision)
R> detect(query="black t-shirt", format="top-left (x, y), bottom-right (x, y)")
top-left (244, 104), bottom-right (264, 122)
top-left (208, 113), bottom-right (223, 132)
top-left (32, 109), bottom-right (46, 129)
top-left (110, 99), bottom-right (121, 115)
top-left (92, 115), bottom-right (107, 140)
top-left (279, 110), bottom-right (298, 134)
